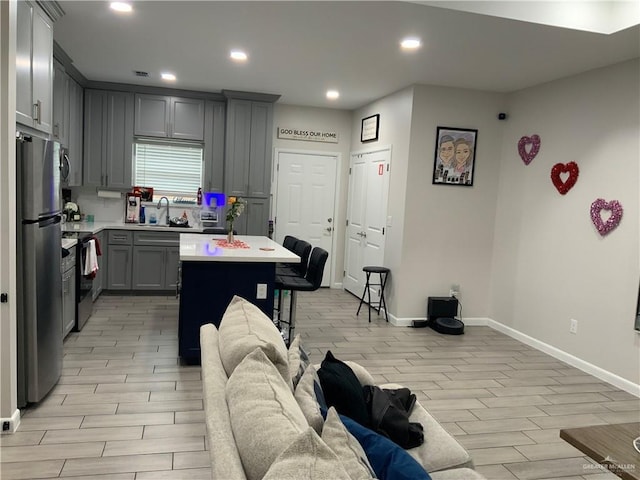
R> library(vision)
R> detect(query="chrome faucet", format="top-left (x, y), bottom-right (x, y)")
top-left (157, 196), bottom-right (170, 225)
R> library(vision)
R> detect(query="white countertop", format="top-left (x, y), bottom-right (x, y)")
top-left (61, 238), bottom-right (77, 249)
top-left (62, 221), bottom-right (205, 235)
top-left (180, 234), bottom-right (300, 263)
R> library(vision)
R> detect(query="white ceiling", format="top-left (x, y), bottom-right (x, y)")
top-left (53, 1), bottom-right (640, 110)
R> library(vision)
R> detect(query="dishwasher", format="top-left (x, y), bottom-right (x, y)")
top-left (61, 245), bottom-right (76, 338)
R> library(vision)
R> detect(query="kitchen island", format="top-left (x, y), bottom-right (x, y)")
top-left (178, 234), bottom-right (299, 363)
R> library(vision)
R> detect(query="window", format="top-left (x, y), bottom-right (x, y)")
top-left (133, 140), bottom-right (203, 197)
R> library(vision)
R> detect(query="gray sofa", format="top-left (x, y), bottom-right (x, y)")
top-left (200, 296), bottom-right (485, 479)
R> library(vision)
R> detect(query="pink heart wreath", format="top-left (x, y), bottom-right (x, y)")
top-left (590, 198), bottom-right (623, 236)
top-left (518, 135), bottom-right (541, 165)
top-left (550, 161), bottom-right (579, 195)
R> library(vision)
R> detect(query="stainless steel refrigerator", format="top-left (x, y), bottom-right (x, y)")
top-left (16, 132), bottom-right (63, 407)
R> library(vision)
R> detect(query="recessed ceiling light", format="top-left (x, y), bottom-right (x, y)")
top-left (326, 90), bottom-right (340, 100)
top-left (400, 37), bottom-right (421, 50)
top-left (230, 50), bottom-right (248, 62)
top-left (110, 2), bottom-right (132, 13)
top-left (161, 72), bottom-right (176, 82)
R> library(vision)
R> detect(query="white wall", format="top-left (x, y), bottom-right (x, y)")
top-left (0, 0), bottom-right (19, 429)
top-left (273, 104), bottom-right (352, 287)
top-left (350, 87), bottom-right (415, 317)
top-left (490, 59), bottom-right (640, 383)
top-left (397, 86), bottom-right (507, 319)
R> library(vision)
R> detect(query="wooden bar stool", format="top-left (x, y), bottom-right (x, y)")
top-left (356, 266), bottom-right (390, 322)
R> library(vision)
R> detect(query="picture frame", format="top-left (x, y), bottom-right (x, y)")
top-left (432, 126), bottom-right (478, 186)
top-left (361, 114), bottom-right (380, 143)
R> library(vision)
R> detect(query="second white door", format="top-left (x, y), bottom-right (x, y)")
top-left (275, 150), bottom-right (337, 287)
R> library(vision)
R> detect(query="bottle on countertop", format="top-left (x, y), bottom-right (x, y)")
top-left (139, 205), bottom-right (146, 224)
top-left (197, 187), bottom-right (202, 206)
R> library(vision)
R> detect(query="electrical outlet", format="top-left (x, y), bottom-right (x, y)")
top-left (569, 318), bottom-right (578, 334)
top-left (450, 284), bottom-right (460, 297)
top-left (256, 283), bottom-right (267, 300)
top-left (2, 421), bottom-right (11, 432)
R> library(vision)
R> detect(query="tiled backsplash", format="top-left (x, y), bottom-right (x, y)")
top-left (71, 188), bottom-right (217, 227)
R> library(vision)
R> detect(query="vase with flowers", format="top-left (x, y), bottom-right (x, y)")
top-left (225, 196), bottom-right (246, 243)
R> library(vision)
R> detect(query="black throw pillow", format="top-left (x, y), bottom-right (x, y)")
top-left (317, 350), bottom-right (370, 428)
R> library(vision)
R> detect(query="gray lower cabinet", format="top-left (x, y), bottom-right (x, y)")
top-left (132, 231), bottom-right (180, 290)
top-left (132, 246), bottom-right (165, 289)
top-left (84, 89), bottom-right (134, 189)
top-left (106, 230), bottom-right (133, 290)
top-left (93, 230), bottom-right (106, 300)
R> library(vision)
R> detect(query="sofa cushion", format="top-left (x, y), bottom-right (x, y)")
top-left (262, 428), bottom-right (351, 480)
top-left (219, 295), bottom-right (290, 384)
top-left (288, 334), bottom-right (310, 388)
top-left (430, 468), bottom-right (485, 480)
top-left (318, 351), bottom-right (370, 427)
top-left (200, 324), bottom-right (247, 480)
top-left (339, 413), bottom-right (432, 480)
top-left (380, 383), bottom-right (474, 472)
top-left (322, 408), bottom-right (375, 480)
top-left (294, 364), bottom-right (325, 434)
top-left (226, 347), bottom-right (308, 480)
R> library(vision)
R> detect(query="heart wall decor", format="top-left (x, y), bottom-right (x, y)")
top-left (590, 198), bottom-right (623, 236)
top-left (550, 162), bottom-right (579, 195)
top-left (518, 134), bottom-right (541, 165)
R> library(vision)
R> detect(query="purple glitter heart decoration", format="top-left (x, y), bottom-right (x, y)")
top-left (590, 198), bottom-right (623, 236)
top-left (518, 135), bottom-right (541, 165)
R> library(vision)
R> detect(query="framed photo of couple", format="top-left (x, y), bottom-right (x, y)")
top-left (432, 126), bottom-right (478, 187)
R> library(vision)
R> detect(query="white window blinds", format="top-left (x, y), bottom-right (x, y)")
top-left (133, 141), bottom-right (203, 197)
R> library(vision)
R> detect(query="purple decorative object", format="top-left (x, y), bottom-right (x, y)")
top-left (590, 198), bottom-right (623, 236)
top-left (518, 135), bottom-right (541, 165)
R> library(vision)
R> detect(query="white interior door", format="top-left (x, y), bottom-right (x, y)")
top-left (275, 150), bottom-right (337, 287)
top-left (344, 148), bottom-right (391, 301)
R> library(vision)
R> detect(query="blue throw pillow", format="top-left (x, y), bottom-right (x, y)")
top-left (339, 413), bottom-right (432, 480)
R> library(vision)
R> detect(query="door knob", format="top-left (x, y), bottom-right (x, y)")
top-left (327, 218), bottom-right (332, 223)
top-left (326, 227), bottom-right (332, 232)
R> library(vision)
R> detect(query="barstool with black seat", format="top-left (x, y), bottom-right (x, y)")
top-left (276, 239), bottom-right (311, 278)
top-left (275, 247), bottom-right (328, 343)
top-left (356, 266), bottom-right (390, 322)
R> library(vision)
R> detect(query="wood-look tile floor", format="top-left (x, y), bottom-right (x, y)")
top-left (1, 289), bottom-right (638, 479)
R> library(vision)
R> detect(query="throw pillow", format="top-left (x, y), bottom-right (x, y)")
top-left (294, 364), bottom-right (325, 434)
top-left (218, 295), bottom-right (290, 385)
top-left (339, 413), bottom-right (432, 480)
top-left (317, 350), bottom-right (370, 428)
top-left (226, 347), bottom-right (308, 480)
top-left (288, 334), bottom-right (311, 388)
top-left (262, 428), bottom-right (351, 480)
top-left (322, 408), bottom-right (376, 480)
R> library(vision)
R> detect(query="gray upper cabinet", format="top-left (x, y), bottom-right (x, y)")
top-left (134, 94), bottom-right (205, 141)
top-left (203, 100), bottom-right (226, 193)
top-left (66, 78), bottom-right (84, 186)
top-left (83, 89), bottom-right (134, 189)
top-left (16, 1), bottom-right (54, 134)
top-left (52, 61), bottom-right (69, 147)
top-left (224, 99), bottom-right (273, 198)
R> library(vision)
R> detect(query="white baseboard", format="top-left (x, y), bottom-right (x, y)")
top-left (485, 318), bottom-right (640, 397)
top-left (387, 315), bottom-right (639, 397)
top-left (0, 409), bottom-right (21, 434)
